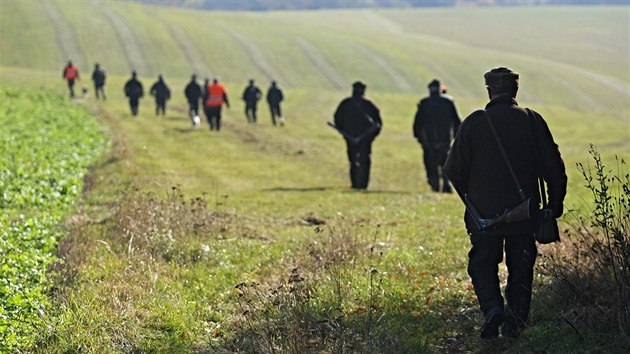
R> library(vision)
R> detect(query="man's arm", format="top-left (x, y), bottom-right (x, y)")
top-left (534, 112), bottom-right (567, 217)
top-left (443, 116), bottom-right (473, 194)
top-left (412, 103), bottom-right (425, 143)
top-left (450, 100), bottom-right (462, 138)
top-left (223, 92), bottom-right (230, 108)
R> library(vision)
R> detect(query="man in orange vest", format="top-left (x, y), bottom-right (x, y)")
top-left (62, 60), bottom-right (80, 98)
top-left (203, 77), bottom-right (230, 131)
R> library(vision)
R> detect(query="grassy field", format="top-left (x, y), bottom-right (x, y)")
top-left (1, 1), bottom-right (628, 352)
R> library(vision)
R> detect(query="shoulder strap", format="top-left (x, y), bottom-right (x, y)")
top-left (525, 108), bottom-right (548, 208)
top-left (483, 110), bottom-right (527, 201)
top-left (352, 98), bottom-right (380, 128)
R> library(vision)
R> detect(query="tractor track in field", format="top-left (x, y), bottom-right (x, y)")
top-left (295, 37), bottom-right (347, 90)
top-left (222, 26), bottom-right (284, 83)
top-left (349, 42), bottom-right (414, 92)
top-left (144, 10), bottom-right (211, 77)
top-left (41, 0), bottom-right (85, 67)
top-left (91, 0), bottom-right (149, 75)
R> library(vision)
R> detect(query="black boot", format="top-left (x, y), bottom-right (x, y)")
top-left (480, 306), bottom-right (505, 339)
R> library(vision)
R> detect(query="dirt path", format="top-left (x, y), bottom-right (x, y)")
top-left (295, 38), bottom-right (346, 90)
top-left (91, 0), bottom-right (150, 75)
top-left (222, 26), bottom-right (283, 83)
top-left (41, 0), bottom-right (85, 67)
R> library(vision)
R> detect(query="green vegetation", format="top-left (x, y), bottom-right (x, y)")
top-left (0, 88), bottom-right (104, 351)
top-left (0, 1), bottom-right (627, 352)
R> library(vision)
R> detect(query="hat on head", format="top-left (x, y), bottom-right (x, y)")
top-left (352, 81), bottom-right (366, 89)
top-left (428, 79), bottom-right (440, 88)
top-left (484, 67), bottom-right (519, 90)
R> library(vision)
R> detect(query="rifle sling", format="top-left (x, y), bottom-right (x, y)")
top-left (483, 110), bottom-right (527, 201)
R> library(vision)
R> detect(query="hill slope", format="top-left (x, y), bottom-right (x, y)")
top-left (1, 1), bottom-right (628, 113)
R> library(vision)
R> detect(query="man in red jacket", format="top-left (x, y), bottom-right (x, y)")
top-left (203, 78), bottom-right (230, 131)
top-left (62, 61), bottom-right (79, 98)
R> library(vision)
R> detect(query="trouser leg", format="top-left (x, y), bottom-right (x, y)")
top-left (213, 107), bottom-right (223, 131)
top-left (347, 141), bottom-right (372, 189)
top-left (504, 234), bottom-right (537, 331)
top-left (204, 107), bottom-right (213, 128)
top-left (355, 142), bottom-right (372, 189)
top-left (346, 142), bottom-right (358, 188)
top-left (156, 98), bottom-right (166, 115)
top-left (468, 233), bottom-right (505, 316)
top-left (270, 106), bottom-right (277, 125)
top-left (68, 80), bottom-right (75, 98)
top-left (130, 98), bottom-right (139, 116)
top-left (422, 145), bottom-right (439, 191)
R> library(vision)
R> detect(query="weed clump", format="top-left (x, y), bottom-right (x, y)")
top-left (225, 223), bottom-right (432, 352)
top-left (539, 146), bottom-right (629, 347)
top-left (113, 187), bottom-right (233, 262)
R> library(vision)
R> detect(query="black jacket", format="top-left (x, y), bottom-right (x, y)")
top-left (444, 95), bottom-right (567, 234)
top-left (413, 93), bottom-right (461, 145)
top-left (124, 79), bottom-right (143, 98)
top-left (184, 81), bottom-right (201, 102)
top-left (267, 86), bottom-right (283, 105)
top-left (92, 69), bottom-right (106, 86)
top-left (150, 80), bottom-right (171, 100)
top-left (242, 85), bottom-right (262, 103)
top-left (334, 95), bottom-right (382, 141)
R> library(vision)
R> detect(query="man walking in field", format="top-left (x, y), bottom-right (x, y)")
top-left (150, 75), bottom-right (171, 116)
top-left (62, 60), bottom-right (79, 98)
top-left (242, 79), bottom-right (262, 123)
top-left (185, 74), bottom-right (202, 127)
top-left (267, 80), bottom-right (284, 126)
top-left (91, 63), bottom-right (107, 100)
top-left (413, 79), bottom-right (461, 193)
top-left (333, 81), bottom-right (382, 190)
top-left (124, 71), bottom-right (144, 116)
top-left (444, 67), bottom-right (567, 340)
top-left (203, 77), bottom-right (230, 131)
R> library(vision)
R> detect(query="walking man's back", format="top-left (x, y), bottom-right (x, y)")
top-left (444, 67), bottom-right (567, 340)
top-left (413, 79), bottom-right (461, 193)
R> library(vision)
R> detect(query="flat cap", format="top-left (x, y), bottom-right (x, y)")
top-left (428, 79), bottom-right (440, 88)
top-left (352, 81), bottom-right (366, 89)
top-left (484, 67), bottom-right (519, 89)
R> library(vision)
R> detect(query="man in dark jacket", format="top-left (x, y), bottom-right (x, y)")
top-left (242, 79), bottom-right (262, 123)
top-left (185, 74), bottom-right (202, 126)
top-left (444, 67), bottom-right (567, 340)
top-left (124, 71), bottom-right (143, 116)
top-left (333, 81), bottom-right (382, 190)
top-left (413, 79), bottom-right (461, 193)
top-left (267, 81), bottom-right (284, 126)
top-left (91, 63), bottom-right (107, 100)
top-left (150, 75), bottom-right (171, 116)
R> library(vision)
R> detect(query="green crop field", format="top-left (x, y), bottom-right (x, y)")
top-left (0, 0), bottom-right (628, 352)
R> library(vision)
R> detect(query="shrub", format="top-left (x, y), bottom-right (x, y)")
top-left (539, 145), bottom-right (629, 347)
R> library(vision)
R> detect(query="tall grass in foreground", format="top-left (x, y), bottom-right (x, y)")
top-left (537, 146), bottom-right (629, 349)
